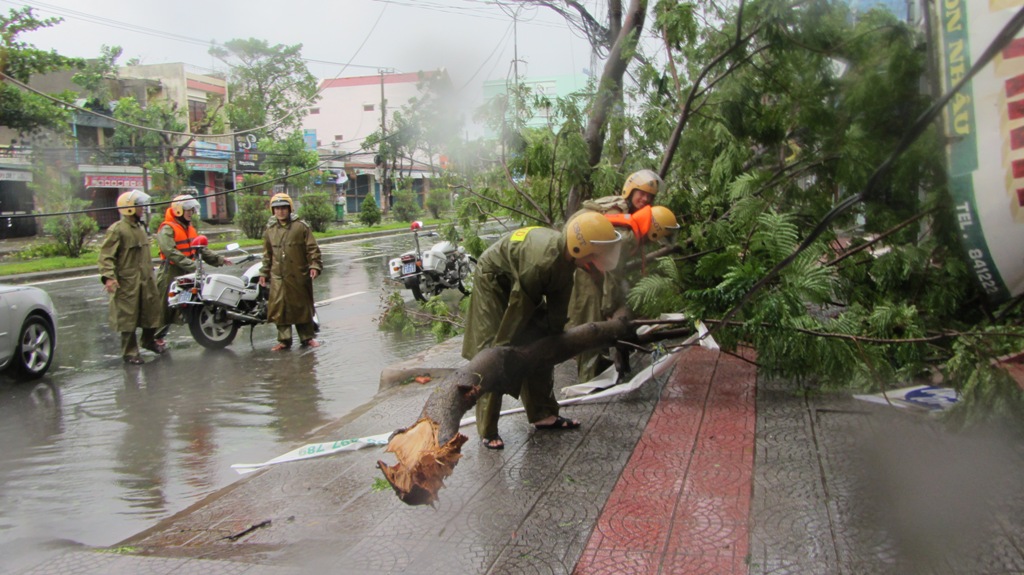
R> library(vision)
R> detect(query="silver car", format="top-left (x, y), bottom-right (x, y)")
top-left (0, 285), bottom-right (57, 379)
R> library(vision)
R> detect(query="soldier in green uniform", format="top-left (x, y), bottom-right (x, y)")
top-left (154, 194), bottom-right (231, 341)
top-left (98, 189), bottom-right (166, 365)
top-left (568, 170), bottom-right (677, 381)
top-left (462, 212), bottom-right (624, 450)
top-left (258, 193), bottom-right (323, 351)
top-left (567, 204), bottom-right (681, 381)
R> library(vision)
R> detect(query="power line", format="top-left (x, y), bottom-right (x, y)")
top-left (8, 0), bottom-right (393, 73)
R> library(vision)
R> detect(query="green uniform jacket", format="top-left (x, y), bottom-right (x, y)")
top-left (565, 202), bottom-right (642, 381)
top-left (567, 226), bottom-right (639, 327)
top-left (155, 220), bottom-right (226, 281)
top-left (260, 214), bottom-right (323, 326)
top-left (97, 216), bottom-right (163, 332)
top-left (155, 221), bottom-right (226, 323)
top-left (461, 226), bottom-right (576, 361)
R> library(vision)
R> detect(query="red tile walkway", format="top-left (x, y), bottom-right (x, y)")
top-left (575, 346), bottom-right (758, 574)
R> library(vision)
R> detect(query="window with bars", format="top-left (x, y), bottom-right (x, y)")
top-left (188, 100), bottom-right (207, 131)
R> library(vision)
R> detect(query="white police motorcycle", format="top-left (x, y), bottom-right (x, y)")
top-left (387, 221), bottom-right (476, 302)
top-left (167, 238), bottom-right (318, 348)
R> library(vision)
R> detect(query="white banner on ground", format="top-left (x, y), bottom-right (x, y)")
top-left (230, 348), bottom-right (683, 474)
top-left (231, 434), bottom-right (392, 474)
top-left (853, 385), bottom-right (959, 412)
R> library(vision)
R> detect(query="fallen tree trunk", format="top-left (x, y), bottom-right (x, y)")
top-left (377, 316), bottom-right (686, 506)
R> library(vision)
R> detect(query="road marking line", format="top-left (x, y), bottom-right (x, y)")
top-left (316, 291), bottom-right (365, 305)
top-left (28, 274), bottom-right (99, 286)
top-left (352, 254), bottom-right (385, 262)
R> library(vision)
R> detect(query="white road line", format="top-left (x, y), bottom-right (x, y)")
top-left (352, 254), bottom-right (385, 262)
top-left (28, 274), bottom-right (99, 286)
top-left (316, 291), bottom-right (366, 305)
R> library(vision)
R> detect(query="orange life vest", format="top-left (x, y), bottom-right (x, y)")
top-left (604, 205), bottom-right (653, 242)
top-left (157, 208), bottom-right (198, 259)
top-left (603, 205), bottom-right (655, 274)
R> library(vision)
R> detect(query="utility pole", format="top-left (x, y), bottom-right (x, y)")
top-left (379, 68), bottom-right (391, 214)
top-left (513, 13), bottom-right (519, 90)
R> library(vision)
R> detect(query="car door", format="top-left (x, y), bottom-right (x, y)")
top-left (0, 292), bottom-right (12, 368)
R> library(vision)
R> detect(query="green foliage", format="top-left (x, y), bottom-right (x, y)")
top-left (390, 188), bottom-right (420, 222)
top-left (209, 38), bottom-right (318, 139)
top-left (110, 98), bottom-right (187, 168)
top-left (364, 71), bottom-right (464, 197)
top-left (44, 214), bottom-right (98, 258)
top-left (377, 290), bottom-right (418, 335)
top-left (425, 187), bottom-right (448, 219)
top-left (359, 195), bottom-right (382, 227)
top-left (297, 192), bottom-right (333, 233)
top-left (71, 44), bottom-right (121, 109)
top-left (13, 241), bottom-right (67, 260)
top-left (29, 163), bottom-right (97, 258)
top-left (0, 7), bottom-right (83, 135)
top-left (946, 330), bottom-right (1024, 429)
top-left (421, 296), bottom-right (461, 342)
top-left (257, 131), bottom-right (319, 192)
top-left (376, 288), bottom-right (467, 342)
top-left (529, 0), bottom-right (1018, 422)
top-left (234, 193), bottom-right (270, 239)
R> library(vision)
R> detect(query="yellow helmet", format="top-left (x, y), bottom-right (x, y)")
top-left (565, 211), bottom-right (623, 272)
top-left (647, 206), bottom-right (681, 243)
top-left (171, 194), bottom-right (200, 217)
top-left (269, 192), bottom-right (293, 211)
top-left (116, 189), bottom-right (152, 217)
top-left (621, 169), bottom-right (664, 200)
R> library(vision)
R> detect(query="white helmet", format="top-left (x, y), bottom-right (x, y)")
top-left (117, 189), bottom-right (152, 217)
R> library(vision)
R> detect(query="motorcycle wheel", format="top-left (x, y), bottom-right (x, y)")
top-left (188, 304), bottom-right (239, 349)
top-left (412, 275), bottom-right (445, 302)
top-left (457, 257), bottom-right (477, 296)
top-left (410, 282), bottom-right (427, 302)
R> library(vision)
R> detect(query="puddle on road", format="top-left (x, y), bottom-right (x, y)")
top-left (0, 237), bottom-right (442, 567)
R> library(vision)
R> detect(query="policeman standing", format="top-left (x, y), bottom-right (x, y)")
top-left (259, 193), bottom-right (323, 351)
top-left (98, 189), bottom-right (166, 365)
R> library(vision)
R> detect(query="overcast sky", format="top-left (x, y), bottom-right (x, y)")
top-left (12, 0), bottom-right (603, 109)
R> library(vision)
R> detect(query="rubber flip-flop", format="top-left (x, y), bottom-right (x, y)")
top-left (481, 436), bottom-right (505, 450)
top-left (534, 416), bottom-right (581, 430)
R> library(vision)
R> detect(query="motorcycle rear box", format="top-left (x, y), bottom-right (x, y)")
top-left (420, 250), bottom-right (447, 273)
top-left (201, 275), bottom-right (246, 307)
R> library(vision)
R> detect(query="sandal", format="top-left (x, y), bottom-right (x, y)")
top-left (142, 341), bottom-right (167, 354)
top-left (270, 343), bottom-right (290, 352)
top-left (534, 416), bottom-right (581, 431)
top-left (481, 436), bottom-right (505, 450)
top-left (123, 355), bottom-right (144, 365)
top-left (300, 339), bottom-right (320, 348)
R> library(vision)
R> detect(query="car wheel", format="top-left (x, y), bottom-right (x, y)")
top-left (13, 315), bottom-right (54, 379)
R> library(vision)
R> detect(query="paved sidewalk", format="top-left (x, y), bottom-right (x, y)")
top-left (16, 343), bottom-right (1024, 574)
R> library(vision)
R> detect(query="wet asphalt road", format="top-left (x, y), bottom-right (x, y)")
top-left (0, 233), bottom-right (447, 573)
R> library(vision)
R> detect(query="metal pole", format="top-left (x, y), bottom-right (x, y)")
top-left (380, 69), bottom-right (388, 215)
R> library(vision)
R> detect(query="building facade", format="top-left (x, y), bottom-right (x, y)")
top-left (301, 70), bottom-right (449, 214)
